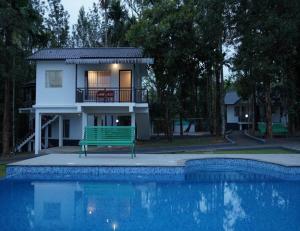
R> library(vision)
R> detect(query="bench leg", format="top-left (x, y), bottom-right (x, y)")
top-left (131, 144), bottom-right (136, 159)
top-left (84, 145), bottom-right (87, 157)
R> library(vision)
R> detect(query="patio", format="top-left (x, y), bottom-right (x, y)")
top-left (8, 153), bottom-right (300, 167)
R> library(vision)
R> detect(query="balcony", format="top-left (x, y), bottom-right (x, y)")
top-left (76, 88), bottom-right (148, 103)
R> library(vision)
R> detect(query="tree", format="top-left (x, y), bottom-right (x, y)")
top-left (45, 0), bottom-right (70, 48)
top-left (0, 0), bottom-right (47, 156)
top-left (230, 0), bottom-right (300, 138)
top-left (72, 7), bottom-right (91, 47)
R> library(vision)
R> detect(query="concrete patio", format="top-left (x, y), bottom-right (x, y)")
top-left (9, 153), bottom-right (300, 167)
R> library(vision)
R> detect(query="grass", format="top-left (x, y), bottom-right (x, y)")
top-left (0, 165), bottom-right (6, 177)
top-left (137, 136), bottom-right (226, 148)
top-left (180, 148), bottom-right (297, 154)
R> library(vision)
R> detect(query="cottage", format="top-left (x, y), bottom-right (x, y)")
top-left (20, 47), bottom-right (153, 154)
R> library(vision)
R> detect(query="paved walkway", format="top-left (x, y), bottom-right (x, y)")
top-left (9, 153), bottom-right (300, 167)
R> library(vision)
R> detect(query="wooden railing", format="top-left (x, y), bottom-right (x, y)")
top-left (76, 88), bottom-right (148, 103)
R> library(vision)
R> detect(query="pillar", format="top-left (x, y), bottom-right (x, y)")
top-left (34, 111), bottom-right (41, 155)
top-left (58, 115), bottom-right (63, 147)
top-left (82, 112), bottom-right (88, 139)
top-left (131, 112), bottom-right (136, 127)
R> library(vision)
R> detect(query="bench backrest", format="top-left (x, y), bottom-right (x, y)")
top-left (84, 126), bottom-right (135, 141)
top-left (272, 123), bottom-right (287, 131)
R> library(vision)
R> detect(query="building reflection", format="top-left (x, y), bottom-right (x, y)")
top-left (25, 174), bottom-right (300, 231)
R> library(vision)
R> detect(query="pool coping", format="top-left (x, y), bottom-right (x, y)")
top-left (5, 155), bottom-right (300, 181)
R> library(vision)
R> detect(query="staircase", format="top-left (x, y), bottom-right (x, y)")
top-left (15, 115), bottom-right (59, 152)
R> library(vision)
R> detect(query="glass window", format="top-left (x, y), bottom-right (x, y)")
top-left (234, 106), bottom-right (240, 117)
top-left (46, 70), bottom-right (63, 88)
top-left (63, 119), bottom-right (70, 138)
top-left (88, 71), bottom-right (111, 88)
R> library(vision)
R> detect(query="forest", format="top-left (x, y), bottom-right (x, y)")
top-left (0, 0), bottom-right (300, 156)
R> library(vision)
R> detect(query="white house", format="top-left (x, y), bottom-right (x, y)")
top-left (21, 48), bottom-right (153, 154)
top-left (224, 90), bottom-right (288, 131)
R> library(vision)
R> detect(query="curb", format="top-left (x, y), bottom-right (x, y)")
top-left (244, 130), bottom-right (266, 144)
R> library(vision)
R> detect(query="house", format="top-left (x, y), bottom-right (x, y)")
top-left (224, 90), bottom-right (288, 131)
top-left (19, 47), bottom-right (154, 154)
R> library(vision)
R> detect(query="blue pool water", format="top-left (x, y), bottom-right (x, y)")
top-left (1, 171), bottom-right (300, 231)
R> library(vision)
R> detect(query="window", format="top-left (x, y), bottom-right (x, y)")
top-left (46, 70), bottom-right (63, 88)
top-left (234, 106), bottom-right (240, 117)
top-left (88, 71), bottom-right (111, 88)
top-left (63, 119), bottom-right (70, 138)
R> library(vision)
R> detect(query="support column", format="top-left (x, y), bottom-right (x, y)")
top-left (58, 115), bottom-right (63, 147)
top-left (82, 112), bottom-right (88, 138)
top-left (34, 111), bottom-right (41, 155)
top-left (131, 112), bottom-right (136, 127)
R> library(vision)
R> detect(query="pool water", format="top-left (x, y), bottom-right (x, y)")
top-left (1, 172), bottom-right (300, 231)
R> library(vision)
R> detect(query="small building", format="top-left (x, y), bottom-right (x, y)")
top-left (18, 47), bottom-right (154, 154)
top-left (224, 90), bottom-right (288, 131)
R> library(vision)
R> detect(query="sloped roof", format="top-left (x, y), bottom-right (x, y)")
top-left (224, 91), bottom-right (240, 105)
top-left (28, 47), bottom-right (144, 60)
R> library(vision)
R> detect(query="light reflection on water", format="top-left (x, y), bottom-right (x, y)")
top-left (0, 172), bottom-right (299, 231)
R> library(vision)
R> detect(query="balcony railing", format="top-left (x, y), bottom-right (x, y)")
top-left (76, 88), bottom-right (148, 103)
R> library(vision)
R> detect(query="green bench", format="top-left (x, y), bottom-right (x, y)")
top-left (79, 126), bottom-right (136, 158)
top-left (257, 122), bottom-right (288, 136)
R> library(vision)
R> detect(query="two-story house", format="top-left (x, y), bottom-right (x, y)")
top-left (24, 47), bottom-right (153, 154)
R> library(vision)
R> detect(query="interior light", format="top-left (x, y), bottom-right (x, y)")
top-left (112, 223), bottom-right (118, 230)
top-left (116, 119), bottom-right (119, 123)
top-left (245, 114), bottom-right (249, 118)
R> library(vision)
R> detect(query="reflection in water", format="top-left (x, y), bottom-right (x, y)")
top-left (0, 173), bottom-right (300, 231)
top-left (223, 183), bottom-right (246, 231)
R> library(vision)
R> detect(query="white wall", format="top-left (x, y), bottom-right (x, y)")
top-left (50, 114), bottom-right (82, 140)
top-left (36, 61), bottom-right (76, 106)
top-left (226, 105), bottom-right (239, 123)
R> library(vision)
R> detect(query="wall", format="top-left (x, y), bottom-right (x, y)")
top-left (49, 114), bottom-right (82, 140)
top-left (226, 105), bottom-right (239, 123)
top-left (36, 61), bottom-right (76, 106)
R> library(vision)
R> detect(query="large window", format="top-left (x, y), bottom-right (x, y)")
top-left (88, 71), bottom-right (111, 88)
top-left (45, 70), bottom-right (63, 88)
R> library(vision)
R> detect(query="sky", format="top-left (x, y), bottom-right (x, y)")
top-left (61, 0), bottom-right (232, 77)
top-left (61, 0), bottom-right (96, 26)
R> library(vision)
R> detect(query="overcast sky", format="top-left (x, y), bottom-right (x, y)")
top-left (61, 0), bottom-right (96, 26)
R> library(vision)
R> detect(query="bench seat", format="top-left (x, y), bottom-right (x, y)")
top-left (79, 126), bottom-right (136, 158)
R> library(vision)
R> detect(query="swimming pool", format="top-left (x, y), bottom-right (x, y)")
top-left (1, 159), bottom-right (300, 231)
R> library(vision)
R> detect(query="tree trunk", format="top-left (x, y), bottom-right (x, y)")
top-left (265, 81), bottom-right (272, 138)
top-left (251, 87), bottom-right (256, 134)
top-left (215, 65), bottom-right (221, 136)
top-left (179, 113), bottom-right (183, 136)
top-left (220, 61), bottom-right (225, 136)
top-left (2, 79), bottom-right (11, 156)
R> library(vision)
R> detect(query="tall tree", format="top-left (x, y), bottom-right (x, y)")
top-left (0, 0), bottom-right (47, 156)
top-left (72, 7), bottom-right (91, 47)
top-left (45, 0), bottom-right (70, 48)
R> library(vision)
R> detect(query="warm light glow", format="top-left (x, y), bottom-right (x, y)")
top-left (87, 205), bottom-right (96, 215)
top-left (112, 63), bottom-right (119, 69)
top-left (112, 223), bottom-right (118, 230)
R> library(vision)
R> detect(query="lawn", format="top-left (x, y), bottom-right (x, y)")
top-left (181, 148), bottom-right (297, 154)
top-left (137, 136), bottom-right (226, 148)
top-left (0, 165), bottom-right (5, 177)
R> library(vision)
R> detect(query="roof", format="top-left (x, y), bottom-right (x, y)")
top-left (224, 91), bottom-right (240, 105)
top-left (28, 47), bottom-right (144, 60)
